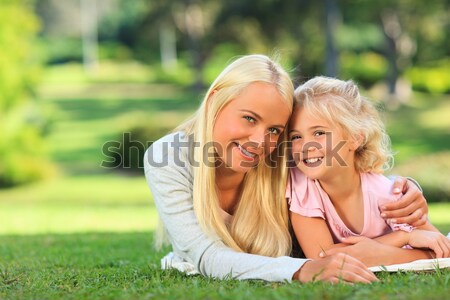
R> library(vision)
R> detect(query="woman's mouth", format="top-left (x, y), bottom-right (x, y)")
top-left (234, 142), bottom-right (258, 160)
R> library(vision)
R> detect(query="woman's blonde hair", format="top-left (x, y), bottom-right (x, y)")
top-left (173, 54), bottom-right (294, 257)
top-left (294, 76), bottom-right (393, 173)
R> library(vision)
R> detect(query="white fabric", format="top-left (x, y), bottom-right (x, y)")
top-left (161, 252), bottom-right (200, 275)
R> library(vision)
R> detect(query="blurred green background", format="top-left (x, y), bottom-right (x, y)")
top-left (0, 0), bottom-right (449, 236)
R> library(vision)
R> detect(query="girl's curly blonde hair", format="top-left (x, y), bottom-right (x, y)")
top-left (294, 76), bottom-right (394, 173)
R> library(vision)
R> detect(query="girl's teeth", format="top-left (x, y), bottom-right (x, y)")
top-left (305, 158), bottom-right (322, 163)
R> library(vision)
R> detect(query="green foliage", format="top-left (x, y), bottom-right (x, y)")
top-left (0, 1), bottom-right (52, 187)
top-left (152, 58), bottom-right (196, 86)
top-left (405, 59), bottom-right (450, 94)
top-left (108, 123), bottom-right (173, 173)
top-left (40, 37), bottom-right (83, 64)
top-left (340, 51), bottom-right (388, 87)
top-left (392, 152), bottom-right (450, 203)
top-left (384, 93), bottom-right (450, 203)
top-left (202, 43), bottom-right (245, 84)
top-left (0, 1), bottom-right (40, 111)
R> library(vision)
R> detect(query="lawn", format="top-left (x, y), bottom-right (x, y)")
top-left (0, 66), bottom-right (449, 299)
top-left (1, 232), bottom-right (448, 300)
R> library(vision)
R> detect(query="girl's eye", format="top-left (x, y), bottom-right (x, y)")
top-left (268, 127), bottom-right (281, 135)
top-left (290, 135), bottom-right (302, 141)
top-left (244, 116), bottom-right (256, 123)
top-left (314, 130), bottom-right (326, 137)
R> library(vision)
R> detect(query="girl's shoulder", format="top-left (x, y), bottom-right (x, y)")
top-left (362, 172), bottom-right (398, 198)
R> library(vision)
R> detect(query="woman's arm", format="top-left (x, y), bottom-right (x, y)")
top-left (294, 253), bottom-right (378, 284)
top-left (382, 177), bottom-right (428, 226)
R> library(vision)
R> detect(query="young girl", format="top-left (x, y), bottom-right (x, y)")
top-left (288, 76), bottom-right (450, 263)
top-left (145, 55), bottom-right (430, 284)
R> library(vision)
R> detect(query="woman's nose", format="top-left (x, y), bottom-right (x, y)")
top-left (248, 129), bottom-right (266, 150)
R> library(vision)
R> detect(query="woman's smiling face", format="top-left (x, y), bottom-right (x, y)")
top-left (212, 82), bottom-right (291, 175)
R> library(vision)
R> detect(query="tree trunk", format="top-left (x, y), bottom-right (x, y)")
top-left (324, 0), bottom-right (340, 77)
top-left (81, 0), bottom-right (99, 73)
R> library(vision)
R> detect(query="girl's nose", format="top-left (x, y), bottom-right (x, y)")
top-left (304, 141), bottom-right (321, 153)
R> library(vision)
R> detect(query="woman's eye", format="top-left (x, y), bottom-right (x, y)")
top-left (314, 131), bottom-right (326, 137)
top-left (268, 127), bottom-right (281, 135)
top-left (244, 116), bottom-right (256, 123)
top-left (290, 135), bottom-right (301, 141)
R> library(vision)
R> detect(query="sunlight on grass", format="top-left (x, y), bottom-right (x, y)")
top-left (428, 203), bottom-right (450, 233)
top-left (0, 203), bottom-right (157, 235)
top-left (1, 173), bottom-right (448, 235)
top-left (418, 101), bottom-right (450, 129)
top-left (41, 61), bottom-right (155, 84)
top-left (0, 175), bottom-right (159, 235)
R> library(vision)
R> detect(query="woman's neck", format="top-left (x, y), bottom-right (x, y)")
top-left (215, 167), bottom-right (246, 214)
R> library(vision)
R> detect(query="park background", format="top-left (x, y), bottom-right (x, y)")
top-left (0, 0), bottom-right (449, 299)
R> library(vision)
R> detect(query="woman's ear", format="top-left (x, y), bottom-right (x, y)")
top-left (207, 89), bottom-right (217, 102)
top-left (206, 89), bottom-right (218, 112)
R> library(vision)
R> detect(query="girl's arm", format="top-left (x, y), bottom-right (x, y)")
top-left (324, 221), bottom-right (450, 259)
top-left (322, 236), bottom-right (434, 267)
top-left (290, 212), bottom-right (335, 259)
top-left (290, 212), bottom-right (378, 283)
top-left (408, 221), bottom-right (450, 258)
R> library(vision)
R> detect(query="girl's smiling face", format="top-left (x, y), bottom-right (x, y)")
top-left (289, 106), bottom-right (359, 181)
top-left (212, 82), bottom-right (291, 175)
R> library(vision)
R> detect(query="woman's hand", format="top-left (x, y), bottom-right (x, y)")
top-left (295, 253), bottom-right (378, 284)
top-left (408, 230), bottom-right (450, 258)
top-left (381, 177), bottom-right (428, 227)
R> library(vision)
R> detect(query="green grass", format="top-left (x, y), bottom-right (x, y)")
top-left (0, 64), bottom-right (449, 299)
top-left (1, 232), bottom-right (449, 300)
top-left (385, 92), bottom-right (450, 164)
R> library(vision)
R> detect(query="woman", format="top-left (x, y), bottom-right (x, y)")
top-left (144, 54), bottom-right (428, 283)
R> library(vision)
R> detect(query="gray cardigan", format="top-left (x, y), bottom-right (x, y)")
top-left (144, 132), bottom-right (307, 282)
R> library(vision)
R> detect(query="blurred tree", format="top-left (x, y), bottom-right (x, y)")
top-left (33, 0), bottom-right (449, 92)
top-left (324, 0), bottom-right (341, 77)
top-left (0, 0), bottom-right (53, 187)
top-left (340, 0), bottom-right (448, 98)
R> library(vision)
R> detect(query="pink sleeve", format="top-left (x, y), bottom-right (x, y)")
top-left (387, 220), bottom-right (414, 233)
top-left (287, 168), bottom-right (325, 219)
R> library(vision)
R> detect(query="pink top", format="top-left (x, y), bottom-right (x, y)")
top-left (286, 168), bottom-right (413, 243)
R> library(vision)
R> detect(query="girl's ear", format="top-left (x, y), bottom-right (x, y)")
top-left (350, 133), bottom-right (364, 151)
